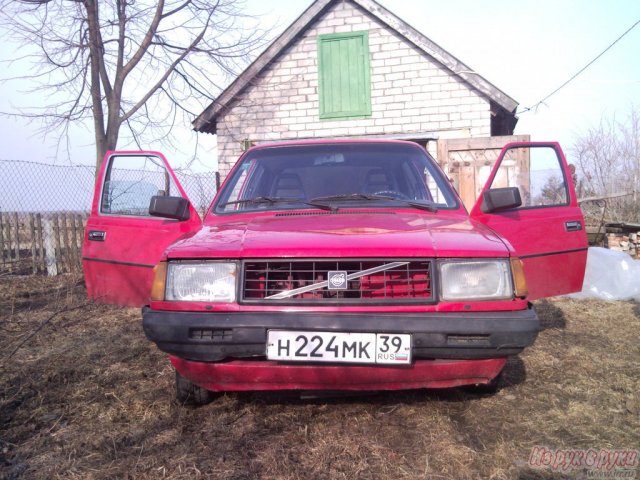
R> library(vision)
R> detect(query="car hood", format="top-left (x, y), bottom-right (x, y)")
top-left (166, 211), bottom-right (510, 259)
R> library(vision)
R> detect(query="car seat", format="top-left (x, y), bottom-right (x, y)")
top-left (364, 168), bottom-right (392, 194)
top-left (273, 173), bottom-right (306, 198)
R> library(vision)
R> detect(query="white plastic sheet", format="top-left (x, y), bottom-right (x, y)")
top-left (569, 247), bottom-right (640, 302)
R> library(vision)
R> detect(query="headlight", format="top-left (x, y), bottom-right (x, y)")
top-left (439, 259), bottom-right (513, 301)
top-left (166, 262), bottom-right (237, 302)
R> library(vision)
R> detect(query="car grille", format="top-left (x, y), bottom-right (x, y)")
top-left (242, 259), bottom-right (433, 304)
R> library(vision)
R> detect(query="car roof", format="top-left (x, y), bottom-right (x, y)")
top-left (247, 138), bottom-right (423, 151)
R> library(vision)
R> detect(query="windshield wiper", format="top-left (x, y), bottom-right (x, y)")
top-left (311, 194), bottom-right (377, 202)
top-left (219, 196), bottom-right (336, 211)
top-left (309, 194), bottom-right (438, 212)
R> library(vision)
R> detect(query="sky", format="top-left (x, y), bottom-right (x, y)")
top-left (0, 0), bottom-right (639, 173)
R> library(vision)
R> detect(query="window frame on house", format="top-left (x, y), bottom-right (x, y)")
top-left (317, 30), bottom-right (372, 120)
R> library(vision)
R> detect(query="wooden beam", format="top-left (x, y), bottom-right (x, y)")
top-left (578, 191), bottom-right (635, 203)
top-left (439, 135), bottom-right (531, 152)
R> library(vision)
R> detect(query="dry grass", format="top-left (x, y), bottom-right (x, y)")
top-left (1, 275), bottom-right (638, 479)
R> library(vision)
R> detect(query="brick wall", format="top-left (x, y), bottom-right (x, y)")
top-left (216, 1), bottom-right (491, 178)
top-left (607, 233), bottom-right (639, 258)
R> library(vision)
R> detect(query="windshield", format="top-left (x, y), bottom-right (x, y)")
top-left (214, 142), bottom-right (458, 213)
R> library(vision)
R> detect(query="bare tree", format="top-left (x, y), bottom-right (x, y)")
top-left (0, 0), bottom-right (268, 172)
top-left (573, 106), bottom-right (640, 223)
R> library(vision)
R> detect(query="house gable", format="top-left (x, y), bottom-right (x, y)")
top-left (199, 0), bottom-right (519, 178)
top-left (194, 0), bottom-right (517, 135)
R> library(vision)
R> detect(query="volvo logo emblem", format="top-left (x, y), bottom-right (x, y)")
top-left (328, 271), bottom-right (348, 290)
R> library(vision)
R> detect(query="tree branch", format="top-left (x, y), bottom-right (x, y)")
top-left (1, 0), bottom-right (272, 168)
top-left (119, 0), bottom-right (164, 79)
top-left (89, 4), bottom-right (113, 99)
top-left (120, 12), bottom-right (211, 123)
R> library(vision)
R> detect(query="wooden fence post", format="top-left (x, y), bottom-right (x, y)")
top-left (54, 214), bottom-right (63, 274)
top-left (43, 218), bottom-right (58, 276)
top-left (62, 213), bottom-right (72, 272)
top-left (73, 214), bottom-right (82, 270)
top-left (5, 213), bottom-right (12, 273)
top-left (69, 214), bottom-right (77, 271)
top-left (37, 214), bottom-right (45, 273)
top-left (29, 214), bottom-right (37, 275)
top-left (13, 212), bottom-right (20, 269)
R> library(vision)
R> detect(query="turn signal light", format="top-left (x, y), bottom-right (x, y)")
top-left (150, 261), bottom-right (168, 301)
top-left (510, 258), bottom-right (528, 298)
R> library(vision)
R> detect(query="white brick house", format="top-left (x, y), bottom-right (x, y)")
top-left (193, 0), bottom-right (519, 179)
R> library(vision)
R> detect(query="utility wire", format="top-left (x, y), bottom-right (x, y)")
top-left (519, 18), bottom-right (640, 114)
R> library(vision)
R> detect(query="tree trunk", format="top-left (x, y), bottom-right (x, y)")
top-left (94, 120), bottom-right (120, 175)
top-left (94, 129), bottom-right (108, 176)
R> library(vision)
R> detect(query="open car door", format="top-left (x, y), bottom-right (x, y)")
top-left (82, 151), bottom-right (202, 307)
top-left (470, 142), bottom-right (588, 300)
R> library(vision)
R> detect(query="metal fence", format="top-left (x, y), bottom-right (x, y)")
top-left (0, 159), bottom-right (217, 275)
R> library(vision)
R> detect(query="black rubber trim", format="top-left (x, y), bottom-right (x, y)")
top-left (82, 257), bottom-right (155, 268)
top-left (519, 247), bottom-right (588, 260)
top-left (142, 308), bottom-right (539, 362)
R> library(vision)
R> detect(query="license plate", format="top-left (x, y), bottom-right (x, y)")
top-left (267, 331), bottom-right (411, 364)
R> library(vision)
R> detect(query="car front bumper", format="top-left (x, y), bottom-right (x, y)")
top-left (169, 356), bottom-right (509, 391)
top-left (142, 307), bottom-right (539, 363)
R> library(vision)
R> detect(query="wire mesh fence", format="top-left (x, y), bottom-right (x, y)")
top-left (0, 159), bottom-right (217, 276)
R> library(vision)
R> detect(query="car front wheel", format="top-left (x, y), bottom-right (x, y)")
top-left (175, 370), bottom-right (214, 405)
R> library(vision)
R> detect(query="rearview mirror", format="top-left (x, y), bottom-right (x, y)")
top-left (481, 187), bottom-right (522, 213)
top-left (149, 195), bottom-right (190, 221)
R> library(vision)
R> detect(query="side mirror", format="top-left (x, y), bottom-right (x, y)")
top-left (481, 187), bottom-right (522, 213)
top-left (149, 195), bottom-right (190, 221)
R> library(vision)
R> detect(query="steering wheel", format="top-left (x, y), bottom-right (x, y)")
top-left (373, 190), bottom-right (410, 200)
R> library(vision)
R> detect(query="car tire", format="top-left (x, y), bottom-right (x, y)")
top-left (175, 370), bottom-right (214, 405)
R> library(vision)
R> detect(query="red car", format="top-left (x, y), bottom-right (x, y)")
top-left (83, 140), bottom-right (587, 404)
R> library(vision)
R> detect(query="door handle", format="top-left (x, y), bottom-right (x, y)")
top-left (565, 221), bottom-right (582, 232)
top-left (88, 230), bottom-right (106, 241)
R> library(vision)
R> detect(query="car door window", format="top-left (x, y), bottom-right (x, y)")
top-left (488, 145), bottom-right (569, 209)
top-left (101, 154), bottom-right (181, 216)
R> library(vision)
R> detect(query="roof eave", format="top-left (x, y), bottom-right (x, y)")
top-left (351, 0), bottom-right (518, 113)
top-left (192, 0), bottom-right (335, 133)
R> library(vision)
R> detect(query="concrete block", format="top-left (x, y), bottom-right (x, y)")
top-left (316, 26), bottom-right (335, 35)
top-left (327, 18), bottom-right (346, 27)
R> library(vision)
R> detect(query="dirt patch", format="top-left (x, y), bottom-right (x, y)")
top-left (1, 275), bottom-right (638, 479)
